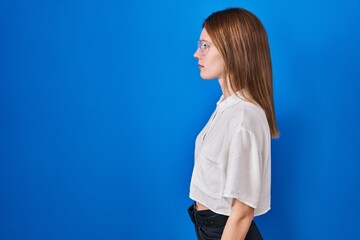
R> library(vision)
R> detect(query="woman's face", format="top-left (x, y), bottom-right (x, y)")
top-left (194, 28), bottom-right (225, 80)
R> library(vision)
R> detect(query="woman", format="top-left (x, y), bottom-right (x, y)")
top-left (188, 8), bottom-right (279, 240)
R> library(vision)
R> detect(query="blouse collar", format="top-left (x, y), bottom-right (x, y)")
top-left (216, 91), bottom-right (245, 111)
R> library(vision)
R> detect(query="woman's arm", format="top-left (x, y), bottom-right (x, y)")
top-left (221, 199), bottom-right (254, 240)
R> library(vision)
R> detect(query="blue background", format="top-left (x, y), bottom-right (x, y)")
top-left (1, 0), bottom-right (360, 239)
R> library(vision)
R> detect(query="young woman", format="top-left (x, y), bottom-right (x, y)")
top-left (188, 8), bottom-right (279, 240)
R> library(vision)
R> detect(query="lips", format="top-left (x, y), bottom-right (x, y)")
top-left (198, 64), bottom-right (204, 69)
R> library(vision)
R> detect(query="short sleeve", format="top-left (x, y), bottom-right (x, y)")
top-left (223, 128), bottom-right (262, 209)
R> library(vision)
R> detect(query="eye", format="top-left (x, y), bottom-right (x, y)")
top-left (197, 40), bottom-right (211, 55)
top-left (200, 42), bottom-right (210, 51)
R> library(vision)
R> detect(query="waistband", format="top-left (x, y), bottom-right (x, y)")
top-left (188, 203), bottom-right (228, 228)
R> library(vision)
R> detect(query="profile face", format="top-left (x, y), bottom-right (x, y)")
top-left (194, 28), bottom-right (225, 80)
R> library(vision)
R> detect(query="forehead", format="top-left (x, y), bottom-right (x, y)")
top-left (199, 28), bottom-right (212, 41)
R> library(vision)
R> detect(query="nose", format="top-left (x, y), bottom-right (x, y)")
top-left (194, 48), bottom-right (201, 59)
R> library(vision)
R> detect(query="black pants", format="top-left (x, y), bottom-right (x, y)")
top-left (188, 204), bottom-right (263, 240)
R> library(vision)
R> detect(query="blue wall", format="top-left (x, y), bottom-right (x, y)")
top-left (1, 0), bottom-right (360, 239)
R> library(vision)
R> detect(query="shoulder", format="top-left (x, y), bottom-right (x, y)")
top-left (227, 101), bottom-right (268, 131)
top-left (225, 101), bottom-right (270, 148)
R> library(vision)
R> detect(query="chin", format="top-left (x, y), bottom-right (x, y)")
top-left (200, 73), bottom-right (215, 80)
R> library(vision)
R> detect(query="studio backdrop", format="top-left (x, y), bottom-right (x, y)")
top-left (1, 0), bottom-right (360, 239)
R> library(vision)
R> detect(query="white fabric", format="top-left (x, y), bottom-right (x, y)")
top-left (189, 92), bottom-right (271, 217)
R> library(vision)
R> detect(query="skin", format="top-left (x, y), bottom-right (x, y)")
top-left (194, 28), bottom-right (255, 240)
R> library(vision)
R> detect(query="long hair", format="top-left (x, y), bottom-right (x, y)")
top-left (203, 8), bottom-right (279, 138)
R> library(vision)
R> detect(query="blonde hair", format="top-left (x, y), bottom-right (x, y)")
top-left (203, 8), bottom-right (279, 138)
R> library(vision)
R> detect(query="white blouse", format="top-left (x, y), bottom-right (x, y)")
top-left (189, 92), bottom-right (271, 217)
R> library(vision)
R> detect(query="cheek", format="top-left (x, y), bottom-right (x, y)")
top-left (213, 59), bottom-right (224, 75)
top-left (207, 56), bottom-right (224, 78)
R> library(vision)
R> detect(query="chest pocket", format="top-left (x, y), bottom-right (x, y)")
top-left (193, 111), bottom-right (230, 199)
top-left (193, 144), bottom-right (227, 199)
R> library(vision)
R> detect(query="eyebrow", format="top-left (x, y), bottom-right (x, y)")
top-left (199, 39), bottom-right (212, 44)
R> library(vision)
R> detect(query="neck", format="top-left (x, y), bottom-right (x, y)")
top-left (218, 77), bottom-right (255, 104)
top-left (218, 77), bottom-right (235, 99)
